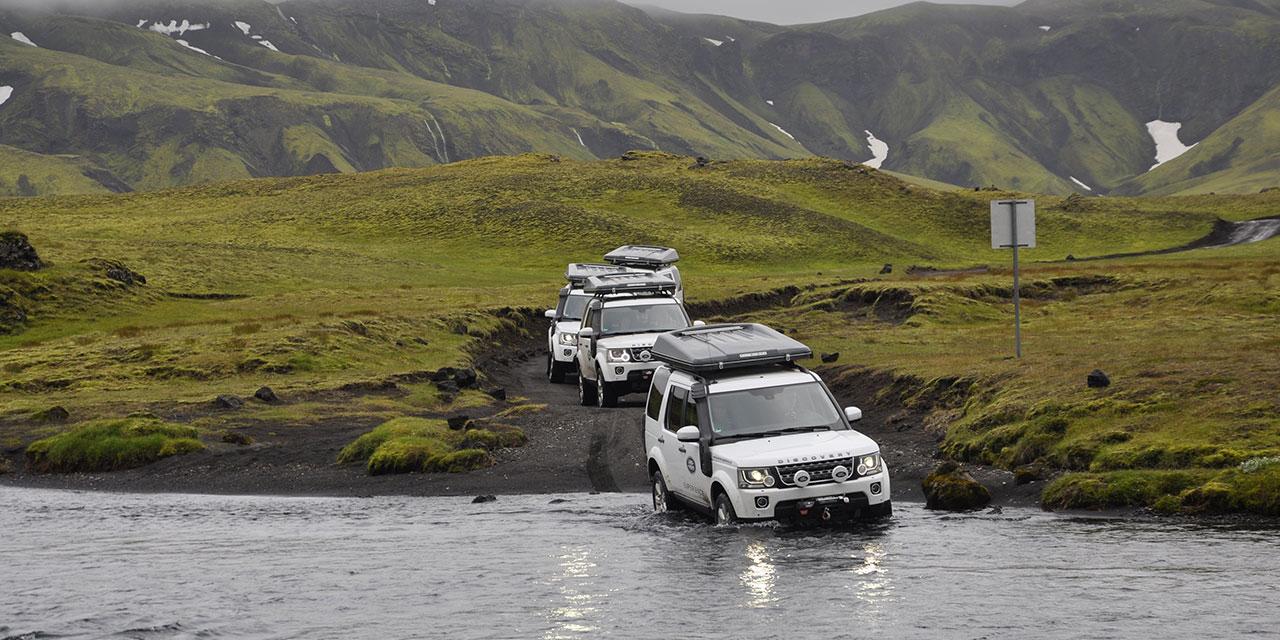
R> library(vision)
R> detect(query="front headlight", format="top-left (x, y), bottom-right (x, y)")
top-left (739, 467), bottom-right (776, 489)
top-left (606, 348), bottom-right (631, 362)
top-left (558, 333), bottom-right (577, 345)
top-left (856, 453), bottom-right (882, 477)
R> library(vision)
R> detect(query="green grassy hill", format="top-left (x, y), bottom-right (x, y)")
top-left (1, 0), bottom-right (1278, 195)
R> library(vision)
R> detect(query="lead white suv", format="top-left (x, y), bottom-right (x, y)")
top-left (644, 323), bottom-right (891, 524)
top-left (575, 273), bottom-right (699, 407)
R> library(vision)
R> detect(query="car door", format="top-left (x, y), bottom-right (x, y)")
top-left (576, 304), bottom-right (599, 379)
top-left (661, 385), bottom-right (710, 507)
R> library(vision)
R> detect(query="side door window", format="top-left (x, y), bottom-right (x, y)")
top-left (664, 386), bottom-right (688, 432)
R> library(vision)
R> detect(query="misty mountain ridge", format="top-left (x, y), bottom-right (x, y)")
top-left (0, 0), bottom-right (1277, 196)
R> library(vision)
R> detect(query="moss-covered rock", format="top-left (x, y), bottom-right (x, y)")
top-left (923, 461), bottom-right (991, 511)
top-left (25, 417), bottom-right (204, 473)
top-left (340, 417), bottom-right (520, 476)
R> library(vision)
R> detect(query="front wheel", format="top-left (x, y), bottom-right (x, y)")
top-left (867, 501), bottom-right (893, 520)
top-left (577, 368), bottom-right (596, 406)
top-left (547, 354), bottom-right (566, 384)
top-left (652, 471), bottom-right (677, 513)
top-left (713, 492), bottom-right (738, 526)
top-left (596, 367), bottom-right (618, 408)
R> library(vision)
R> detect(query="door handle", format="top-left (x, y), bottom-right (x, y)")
top-left (657, 437), bottom-right (665, 443)
top-left (678, 446), bottom-right (687, 453)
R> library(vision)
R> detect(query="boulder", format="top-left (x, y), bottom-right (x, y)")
top-left (253, 386), bottom-right (280, 403)
top-left (436, 379), bottom-right (460, 394)
top-left (453, 368), bottom-right (478, 389)
top-left (0, 231), bottom-right (43, 271)
top-left (447, 415), bottom-right (471, 431)
top-left (213, 394), bottom-right (244, 410)
top-left (471, 494), bottom-right (497, 504)
top-left (820, 352), bottom-right (840, 364)
top-left (1087, 369), bottom-right (1111, 388)
top-left (221, 431), bottom-right (254, 446)
top-left (1065, 254), bottom-right (1077, 262)
top-left (879, 264), bottom-right (893, 275)
top-left (922, 461), bottom-right (991, 511)
top-left (431, 367), bottom-right (457, 382)
top-left (486, 387), bottom-right (507, 401)
top-left (1013, 463), bottom-right (1046, 485)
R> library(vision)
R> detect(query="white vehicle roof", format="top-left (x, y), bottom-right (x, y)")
top-left (601, 296), bottom-right (683, 308)
top-left (667, 367), bottom-right (819, 394)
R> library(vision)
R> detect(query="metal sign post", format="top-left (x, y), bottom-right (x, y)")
top-left (990, 200), bottom-right (1036, 358)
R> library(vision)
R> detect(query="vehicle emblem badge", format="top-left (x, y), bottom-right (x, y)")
top-left (831, 465), bottom-right (850, 483)
top-left (793, 470), bottom-right (811, 487)
top-left (686, 457), bottom-right (696, 473)
top-left (639, 350), bottom-right (652, 362)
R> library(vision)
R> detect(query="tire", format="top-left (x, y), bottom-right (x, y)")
top-left (652, 470), bottom-right (677, 514)
top-left (596, 367), bottom-right (618, 408)
top-left (578, 367), bottom-right (596, 406)
top-left (713, 492), bottom-right (738, 526)
top-left (547, 354), bottom-right (566, 384)
top-left (867, 500), bottom-right (893, 520)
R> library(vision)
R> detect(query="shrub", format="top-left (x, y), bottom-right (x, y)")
top-left (25, 417), bottom-right (204, 473)
top-left (339, 417), bottom-right (520, 475)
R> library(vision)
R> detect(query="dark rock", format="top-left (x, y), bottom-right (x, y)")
top-left (689, 156), bottom-right (711, 169)
top-left (486, 387), bottom-right (507, 401)
top-left (447, 415), bottom-right (471, 431)
top-left (451, 323), bottom-right (469, 336)
top-left (1087, 369), bottom-right (1111, 388)
top-left (213, 395), bottom-right (244, 410)
top-left (436, 379), bottom-right (460, 394)
top-left (471, 494), bottom-right (497, 504)
top-left (922, 461), bottom-right (991, 511)
top-left (253, 386), bottom-right (280, 403)
top-left (548, 498), bottom-right (569, 504)
top-left (32, 406), bottom-right (70, 423)
top-left (0, 231), bottom-right (43, 271)
top-left (879, 264), bottom-right (893, 275)
top-left (987, 505), bottom-right (1003, 515)
top-left (1066, 254), bottom-right (1077, 261)
top-left (84, 258), bottom-right (145, 285)
top-left (221, 431), bottom-right (254, 446)
top-left (820, 352), bottom-right (840, 364)
top-left (431, 367), bottom-right (457, 382)
top-left (453, 368), bottom-right (478, 389)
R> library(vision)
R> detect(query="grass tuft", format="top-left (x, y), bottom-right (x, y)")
top-left (25, 417), bottom-right (203, 473)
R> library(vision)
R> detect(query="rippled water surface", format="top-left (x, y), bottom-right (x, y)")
top-left (2, 488), bottom-right (1278, 639)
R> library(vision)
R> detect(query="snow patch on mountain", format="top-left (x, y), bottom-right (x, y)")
top-left (257, 40), bottom-right (279, 52)
top-left (765, 99), bottom-right (774, 106)
top-left (1070, 176), bottom-right (1092, 191)
top-left (1146, 120), bottom-right (1197, 171)
top-left (864, 130), bottom-right (888, 169)
top-left (703, 38), bottom-right (723, 46)
top-left (233, 21), bottom-right (252, 36)
top-left (0, 86), bottom-right (13, 107)
top-left (769, 122), bottom-right (795, 141)
top-left (1039, 25), bottom-right (1051, 31)
top-left (11, 32), bottom-right (37, 47)
top-left (147, 20), bottom-right (209, 36)
top-left (176, 39), bottom-right (219, 59)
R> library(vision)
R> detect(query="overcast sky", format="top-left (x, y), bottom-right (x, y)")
top-left (625, 0), bottom-right (1019, 25)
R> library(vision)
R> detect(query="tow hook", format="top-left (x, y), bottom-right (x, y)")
top-left (822, 507), bottom-right (832, 521)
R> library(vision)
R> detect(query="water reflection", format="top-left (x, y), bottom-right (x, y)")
top-left (739, 540), bottom-right (777, 608)
top-left (544, 546), bottom-right (603, 639)
top-left (852, 542), bottom-right (893, 611)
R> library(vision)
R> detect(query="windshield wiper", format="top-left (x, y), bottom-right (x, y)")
top-left (717, 425), bottom-right (832, 441)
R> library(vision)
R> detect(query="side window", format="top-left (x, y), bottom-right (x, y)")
top-left (682, 397), bottom-right (698, 430)
top-left (582, 307), bottom-right (596, 332)
top-left (646, 368), bottom-right (671, 421)
top-left (664, 387), bottom-right (688, 432)
top-left (590, 305), bottom-right (603, 332)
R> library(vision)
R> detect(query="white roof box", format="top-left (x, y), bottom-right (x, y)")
top-left (583, 272), bottom-right (679, 296)
top-left (603, 245), bottom-right (679, 269)
top-left (651, 323), bottom-right (812, 373)
top-left (565, 263), bottom-right (634, 285)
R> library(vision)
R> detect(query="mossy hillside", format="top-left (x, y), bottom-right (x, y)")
top-left (337, 417), bottom-right (525, 475)
top-left (24, 417), bottom-right (203, 473)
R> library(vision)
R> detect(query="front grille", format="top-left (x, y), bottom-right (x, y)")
top-left (775, 458), bottom-right (856, 487)
top-left (628, 347), bottom-right (656, 362)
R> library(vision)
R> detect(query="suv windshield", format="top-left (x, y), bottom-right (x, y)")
top-left (559, 293), bottom-right (591, 321)
top-left (601, 302), bottom-right (688, 335)
top-left (708, 382), bottom-right (846, 440)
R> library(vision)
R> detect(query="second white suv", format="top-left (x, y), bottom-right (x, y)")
top-left (575, 273), bottom-right (698, 407)
top-left (644, 323), bottom-right (891, 524)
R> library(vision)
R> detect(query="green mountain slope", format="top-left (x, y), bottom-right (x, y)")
top-left (0, 0), bottom-right (1277, 195)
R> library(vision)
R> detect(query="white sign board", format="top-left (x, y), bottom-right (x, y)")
top-left (990, 200), bottom-right (1036, 249)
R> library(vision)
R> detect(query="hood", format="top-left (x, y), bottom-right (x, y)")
top-left (555, 321), bottom-right (581, 335)
top-left (595, 333), bottom-right (664, 349)
top-left (711, 430), bottom-right (879, 468)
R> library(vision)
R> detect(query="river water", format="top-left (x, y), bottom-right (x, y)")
top-left (2, 488), bottom-right (1277, 639)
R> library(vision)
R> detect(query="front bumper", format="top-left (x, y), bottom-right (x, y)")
top-left (731, 470), bottom-right (891, 521)
top-left (599, 360), bottom-right (659, 388)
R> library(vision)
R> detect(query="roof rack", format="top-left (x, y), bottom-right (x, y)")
top-left (603, 245), bottom-right (680, 269)
top-left (582, 272), bottom-right (679, 296)
top-left (565, 263), bottom-right (635, 286)
top-left (651, 323), bottom-right (812, 373)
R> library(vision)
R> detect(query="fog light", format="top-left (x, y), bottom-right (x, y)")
top-left (755, 496), bottom-right (769, 509)
top-left (614, 366), bottom-right (624, 375)
top-left (870, 482), bottom-right (882, 495)
top-left (563, 349), bottom-right (573, 357)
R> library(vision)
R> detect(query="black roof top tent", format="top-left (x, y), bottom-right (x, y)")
top-left (582, 272), bottom-right (679, 297)
top-left (651, 323), bottom-right (812, 373)
top-left (565, 263), bottom-right (635, 286)
top-left (603, 245), bottom-right (680, 269)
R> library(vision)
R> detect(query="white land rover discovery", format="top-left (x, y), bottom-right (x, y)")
top-left (545, 264), bottom-right (636, 383)
top-left (644, 323), bottom-right (891, 524)
top-left (575, 273), bottom-right (700, 408)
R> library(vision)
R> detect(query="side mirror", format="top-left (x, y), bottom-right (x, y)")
top-left (845, 406), bottom-right (863, 423)
top-left (676, 425), bottom-right (701, 443)
top-left (578, 327), bottom-right (595, 340)
top-left (692, 320), bottom-right (706, 327)
top-left (544, 309), bottom-right (557, 319)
